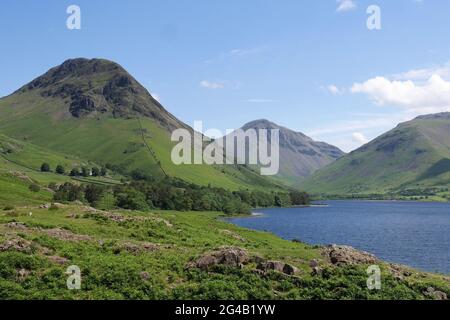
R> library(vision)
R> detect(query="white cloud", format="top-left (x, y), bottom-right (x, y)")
top-left (352, 132), bottom-right (369, 144)
top-left (351, 74), bottom-right (450, 114)
top-left (200, 80), bottom-right (225, 90)
top-left (391, 62), bottom-right (450, 81)
top-left (151, 92), bottom-right (161, 102)
top-left (326, 84), bottom-right (342, 95)
top-left (337, 0), bottom-right (356, 12)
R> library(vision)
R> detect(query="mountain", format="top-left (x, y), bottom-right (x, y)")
top-left (302, 112), bottom-right (450, 195)
top-left (225, 119), bottom-right (345, 186)
top-left (0, 58), bottom-right (282, 191)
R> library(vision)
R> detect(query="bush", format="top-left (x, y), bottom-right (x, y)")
top-left (3, 205), bottom-right (15, 211)
top-left (81, 167), bottom-right (90, 177)
top-left (91, 167), bottom-right (100, 177)
top-left (40, 163), bottom-right (50, 172)
top-left (29, 184), bottom-right (40, 192)
top-left (55, 165), bottom-right (65, 175)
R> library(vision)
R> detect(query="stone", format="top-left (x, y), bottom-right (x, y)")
top-left (257, 261), bottom-right (299, 275)
top-left (424, 287), bottom-right (448, 300)
top-left (0, 237), bottom-right (32, 253)
top-left (187, 247), bottom-right (249, 271)
top-left (322, 245), bottom-right (378, 266)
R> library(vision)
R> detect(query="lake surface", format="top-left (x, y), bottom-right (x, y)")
top-left (227, 200), bottom-right (450, 274)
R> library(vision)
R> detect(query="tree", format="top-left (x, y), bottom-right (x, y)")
top-left (40, 163), bottom-right (51, 172)
top-left (56, 165), bottom-right (65, 175)
top-left (91, 167), bottom-right (100, 177)
top-left (70, 168), bottom-right (79, 176)
top-left (100, 166), bottom-right (107, 176)
top-left (81, 167), bottom-right (90, 177)
top-left (84, 184), bottom-right (104, 206)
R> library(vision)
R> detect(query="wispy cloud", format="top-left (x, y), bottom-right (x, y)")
top-left (326, 84), bottom-right (343, 95)
top-left (200, 80), bottom-right (225, 90)
top-left (306, 113), bottom-right (411, 152)
top-left (336, 0), bottom-right (356, 12)
top-left (204, 47), bottom-right (264, 64)
top-left (391, 62), bottom-right (450, 81)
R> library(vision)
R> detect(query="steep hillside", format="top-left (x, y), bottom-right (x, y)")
top-left (302, 113), bottom-right (450, 195)
top-left (0, 58), bottom-right (282, 191)
top-left (225, 120), bottom-right (344, 187)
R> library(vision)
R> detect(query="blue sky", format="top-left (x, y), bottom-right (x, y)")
top-left (1, 0), bottom-right (450, 151)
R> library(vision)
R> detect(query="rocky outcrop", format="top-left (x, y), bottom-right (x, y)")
top-left (322, 245), bottom-right (378, 266)
top-left (41, 228), bottom-right (92, 242)
top-left (388, 264), bottom-right (413, 281)
top-left (256, 261), bottom-right (299, 276)
top-left (186, 247), bottom-right (249, 271)
top-left (0, 237), bottom-right (32, 253)
top-left (424, 287), bottom-right (448, 300)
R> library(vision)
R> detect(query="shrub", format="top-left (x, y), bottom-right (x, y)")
top-left (91, 167), bottom-right (100, 177)
top-left (55, 165), bottom-right (65, 175)
top-left (40, 163), bottom-right (50, 172)
top-left (29, 184), bottom-right (40, 192)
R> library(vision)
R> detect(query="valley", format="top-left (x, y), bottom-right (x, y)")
top-left (0, 58), bottom-right (448, 300)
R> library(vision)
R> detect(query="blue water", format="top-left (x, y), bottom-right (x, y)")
top-left (228, 201), bottom-right (450, 274)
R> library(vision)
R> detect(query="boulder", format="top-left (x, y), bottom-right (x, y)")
top-left (322, 245), bottom-right (378, 266)
top-left (424, 287), bottom-right (448, 300)
top-left (311, 266), bottom-right (323, 277)
top-left (257, 261), bottom-right (299, 275)
top-left (17, 269), bottom-right (31, 282)
top-left (309, 259), bottom-right (319, 268)
top-left (187, 247), bottom-right (249, 271)
top-left (0, 237), bottom-right (32, 253)
top-left (4, 222), bottom-right (28, 230)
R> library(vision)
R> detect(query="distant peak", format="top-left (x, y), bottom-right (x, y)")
top-left (242, 119), bottom-right (280, 130)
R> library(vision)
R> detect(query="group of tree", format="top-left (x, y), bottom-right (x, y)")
top-left (53, 174), bottom-right (310, 215)
top-left (40, 162), bottom-right (107, 177)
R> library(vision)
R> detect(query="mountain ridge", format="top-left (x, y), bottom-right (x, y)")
top-left (0, 58), bottom-right (284, 191)
top-left (302, 113), bottom-right (450, 195)
top-left (227, 119), bottom-right (345, 186)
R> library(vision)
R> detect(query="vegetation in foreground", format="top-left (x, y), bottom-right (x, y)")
top-left (0, 204), bottom-right (449, 300)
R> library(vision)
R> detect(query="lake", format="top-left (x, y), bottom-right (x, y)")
top-left (227, 200), bottom-right (450, 274)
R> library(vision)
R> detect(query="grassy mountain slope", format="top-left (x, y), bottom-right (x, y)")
top-left (0, 59), bottom-right (282, 191)
top-left (302, 113), bottom-right (450, 196)
top-left (1, 203), bottom-right (448, 299)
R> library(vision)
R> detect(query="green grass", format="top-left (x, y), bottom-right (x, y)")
top-left (0, 204), bottom-right (448, 300)
top-left (0, 173), bottom-right (52, 206)
top-left (302, 118), bottom-right (450, 198)
top-left (0, 91), bottom-right (283, 192)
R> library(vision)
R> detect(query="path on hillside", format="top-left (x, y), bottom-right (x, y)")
top-left (137, 118), bottom-right (168, 177)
